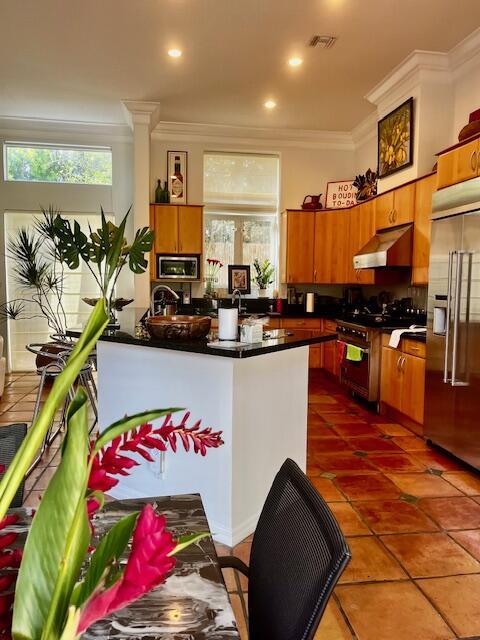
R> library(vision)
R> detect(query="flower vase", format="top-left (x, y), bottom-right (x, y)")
top-left (258, 288), bottom-right (268, 298)
top-left (204, 276), bottom-right (216, 299)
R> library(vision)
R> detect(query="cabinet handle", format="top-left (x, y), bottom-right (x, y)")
top-left (396, 355), bottom-right (402, 371)
top-left (471, 150), bottom-right (478, 173)
top-left (314, 269), bottom-right (317, 281)
top-left (401, 356), bottom-right (406, 372)
top-left (392, 209), bottom-right (397, 223)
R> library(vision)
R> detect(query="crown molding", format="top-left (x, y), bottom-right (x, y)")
top-left (365, 50), bottom-right (451, 107)
top-left (351, 110), bottom-right (377, 148)
top-left (0, 115), bottom-right (132, 142)
top-left (122, 100), bottom-right (161, 130)
top-left (449, 26), bottom-right (480, 73)
top-left (151, 120), bottom-right (354, 150)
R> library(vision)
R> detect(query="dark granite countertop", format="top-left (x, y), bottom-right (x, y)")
top-left (67, 308), bottom-right (336, 358)
top-left (382, 327), bottom-right (427, 343)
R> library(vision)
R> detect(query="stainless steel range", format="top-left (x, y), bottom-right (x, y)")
top-left (336, 313), bottom-right (426, 404)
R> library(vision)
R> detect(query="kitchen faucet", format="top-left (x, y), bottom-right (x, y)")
top-left (231, 288), bottom-right (245, 314)
top-left (150, 284), bottom-right (180, 316)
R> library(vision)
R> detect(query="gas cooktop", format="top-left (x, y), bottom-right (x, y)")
top-left (339, 312), bottom-right (426, 328)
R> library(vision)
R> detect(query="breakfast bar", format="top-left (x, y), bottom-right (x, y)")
top-left (94, 316), bottom-right (335, 546)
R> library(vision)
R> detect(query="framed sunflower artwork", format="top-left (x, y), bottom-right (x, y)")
top-left (378, 97), bottom-right (414, 178)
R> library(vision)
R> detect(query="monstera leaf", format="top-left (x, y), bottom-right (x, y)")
top-left (54, 217), bottom-right (89, 270)
top-left (128, 227), bottom-right (154, 274)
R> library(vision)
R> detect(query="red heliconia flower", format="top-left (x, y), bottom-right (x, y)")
top-left (77, 505), bottom-right (176, 634)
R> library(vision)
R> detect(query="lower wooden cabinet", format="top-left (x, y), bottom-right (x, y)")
top-left (381, 342), bottom-right (425, 426)
top-left (280, 318), bottom-right (323, 369)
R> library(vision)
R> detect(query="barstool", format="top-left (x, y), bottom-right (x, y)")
top-left (25, 340), bottom-right (98, 475)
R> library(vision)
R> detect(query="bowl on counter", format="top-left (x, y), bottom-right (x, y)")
top-left (145, 315), bottom-right (212, 340)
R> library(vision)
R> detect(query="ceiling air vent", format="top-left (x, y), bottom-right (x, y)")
top-left (308, 35), bottom-right (337, 49)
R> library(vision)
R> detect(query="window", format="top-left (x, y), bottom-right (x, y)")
top-left (203, 152), bottom-right (279, 290)
top-left (4, 142), bottom-right (112, 185)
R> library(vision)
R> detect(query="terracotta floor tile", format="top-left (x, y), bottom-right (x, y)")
top-left (367, 453), bottom-right (426, 473)
top-left (309, 438), bottom-right (355, 454)
top-left (411, 451), bottom-right (464, 472)
top-left (372, 422), bottom-right (413, 437)
top-left (355, 500), bottom-right (439, 534)
top-left (311, 477), bottom-right (346, 502)
top-left (336, 582), bottom-right (454, 640)
top-left (346, 436), bottom-right (404, 453)
top-left (309, 394), bottom-right (339, 405)
top-left (386, 473), bottom-right (462, 498)
top-left (339, 536), bottom-right (406, 583)
top-left (328, 502), bottom-right (371, 536)
top-left (308, 413), bottom-right (329, 427)
top-left (391, 436), bottom-right (430, 452)
top-left (332, 423), bottom-right (382, 437)
top-left (229, 593), bottom-right (248, 640)
top-left (450, 530), bottom-right (480, 561)
top-left (417, 575), bottom-right (480, 638)
top-left (0, 410), bottom-right (34, 422)
top-left (442, 471), bottom-right (480, 496)
top-left (307, 425), bottom-right (339, 439)
top-left (314, 453), bottom-right (376, 474)
top-left (381, 532), bottom-right (480, 578)
top-left (419, 496), bottom-right (480, 530)
top-left (319, 414), bottom-right (366, 424)
top-left (335, 473), bottom-right (402, 502)
top-left (22, 490), bottom-right (43, 508)
top-left (313, 600), bottom-right (353, 640)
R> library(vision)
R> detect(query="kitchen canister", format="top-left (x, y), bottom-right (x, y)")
top-left (306, 292), bottom-right (315, 313)
top-left (218, 308), bottom-right (239, 340)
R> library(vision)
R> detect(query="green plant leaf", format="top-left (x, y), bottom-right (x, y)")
top-left (58, 607), bottom-right (80, 640)
top-left (72, 511), bottom-right (139, 608)
top-left (93, 408), bottom-right (183, 454)
top-left (169, 532), bottom-right (209, 556)
top-left (128, 226), bottom-right (155, 274)
top-left (0, 299), bottom-right (109, 521)
top-left (12, 388), bottom-right (91, 640)
top-left (53, 216), bottom-right (89, 269)
top-left (105, 209), bottom-right (129, 281)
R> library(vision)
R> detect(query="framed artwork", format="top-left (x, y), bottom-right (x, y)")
top-left (167, 151), bottom-right (188, 204)
top-left (377, 97), bottom-right (414, 178)
top-left (228, 265), bottom-right (251, 294)
top-left (325, 180), bottom-right (356, 208)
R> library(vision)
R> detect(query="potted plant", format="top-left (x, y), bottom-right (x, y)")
top-left (0, 230), bottom-right (223, 639)
top-left (252, 258), bottom-right (275, 297)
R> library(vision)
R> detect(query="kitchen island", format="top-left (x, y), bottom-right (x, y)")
top-left (82, 310), bottom-right (335, 546)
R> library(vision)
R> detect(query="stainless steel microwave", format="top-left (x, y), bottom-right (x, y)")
top-left (157, 255), bottom-right (200, 280)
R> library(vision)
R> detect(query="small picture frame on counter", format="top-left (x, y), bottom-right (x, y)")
top-left (228, 264), bottom-right (251, 294)
top-left (167, 151), bottom-right (188, 204)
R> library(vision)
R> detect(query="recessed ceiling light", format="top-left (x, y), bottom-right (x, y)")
top-left (168, 48), bottom-right (182, 58)
top-left (264, 100), bottom-right (277, 110)
top-left (288, 57), bottom-right (303, 67)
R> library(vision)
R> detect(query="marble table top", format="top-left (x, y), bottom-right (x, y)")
top-left (6, 494), bottom-right (240, 639)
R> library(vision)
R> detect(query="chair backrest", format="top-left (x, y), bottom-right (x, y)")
top-left (0, 423), bottom-right (27, 508)
top-left (248, 458), bottom-right (351, 640)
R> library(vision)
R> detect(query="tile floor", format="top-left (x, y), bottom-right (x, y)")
top-left (6, 369), bottom-right (480, 639)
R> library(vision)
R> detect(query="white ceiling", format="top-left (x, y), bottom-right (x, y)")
top-left (1, 0), bottom-right (480, 131)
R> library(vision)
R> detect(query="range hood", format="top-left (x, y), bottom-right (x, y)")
top-left (353, 224), bottom-right (413, 269)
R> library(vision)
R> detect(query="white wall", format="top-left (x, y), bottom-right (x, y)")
top-left (452, 51), bottom-right (480, 140)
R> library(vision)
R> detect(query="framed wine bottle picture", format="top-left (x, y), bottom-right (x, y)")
top-left (167, 151), bottom-right (188, 204)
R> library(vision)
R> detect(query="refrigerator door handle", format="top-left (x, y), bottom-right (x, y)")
top-left (451, 251), bottom-right (469, 387)
top-left (443, 250), bottom-right (454, 383)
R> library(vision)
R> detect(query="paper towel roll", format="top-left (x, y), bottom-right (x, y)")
top-left (218, 308), bottom-right (239, 340)
top-left (306, 292), bottom-right (315, 313)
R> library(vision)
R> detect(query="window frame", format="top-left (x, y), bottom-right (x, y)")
top-left (3, 141), bottom-right (113, 186)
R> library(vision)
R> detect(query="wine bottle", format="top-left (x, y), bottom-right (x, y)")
top-left (171, 156), bottom-right (184, 199)
top-left (155, 179), bottom-right (162, 203)
top-left (163, 180), bottom-right (170, 203)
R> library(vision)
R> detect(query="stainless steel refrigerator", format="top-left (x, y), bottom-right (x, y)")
top-left (425, 177), bottom-right (480, 470)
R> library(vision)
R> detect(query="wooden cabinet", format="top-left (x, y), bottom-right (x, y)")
top-left (381, 338), bottom-right (425, 427)
top-left (346, 200), bottom-right (375, 284)
top-left (437, 137), bottom-right (480, 190)
top-left (280, 317), bottom-right (323, 369)
top-left (281, 210), bottom-right (316, 283)
top-left (321, 319), bottom-right (339, 377)
top-left (412, 173), bottom-right (436, 285)
top-left (313, 210), bottom-right (350, 284)
top-left (150, 204), bottom-right (203, 256)
top-left (375, 183), bottom-right (415, 230)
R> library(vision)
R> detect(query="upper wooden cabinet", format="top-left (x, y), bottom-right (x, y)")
top-left (150, 204), bottom-right (203, 255)
top-left (314, 210), bottom-right (350, 284)
top-left (436, 137), bottom-right (480, 190)
top-left (280, 210), bottom-right (316, 283)
top-left (412, 173), bottom-right (436, 285)
top-left (346, 200), bottom-right (375, 285)
top-left (375, 183), bottom-right (415, 230)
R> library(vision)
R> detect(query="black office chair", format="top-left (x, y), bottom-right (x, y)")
top-left (0, 423), bottom-right (27, 508)
top-left (220, 458), bottom-right (351, 640)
